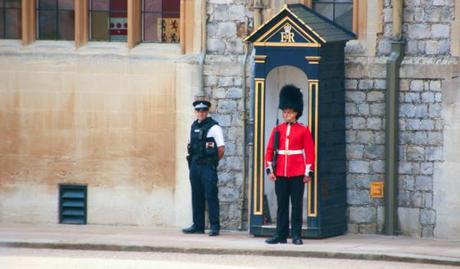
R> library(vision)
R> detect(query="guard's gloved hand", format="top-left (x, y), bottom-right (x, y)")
top-left (186, 155), bottom-right (191, 169)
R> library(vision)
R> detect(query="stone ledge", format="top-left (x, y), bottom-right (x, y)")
top-left (1, 224), bottom-right (460, 267)
top-left (1, 241), bottom-right (459, 267)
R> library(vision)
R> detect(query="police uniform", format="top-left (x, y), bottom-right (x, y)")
top-left (265, 85), bottom-right (315, 245)
top-left (183, 100), bottom-right (224, 236)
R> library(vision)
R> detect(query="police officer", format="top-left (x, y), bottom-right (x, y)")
top-left (265, 85), bottom-right (315, 245)
top-left (182, 100), bottom-right (225, 236)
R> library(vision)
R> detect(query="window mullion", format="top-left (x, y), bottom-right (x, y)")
top-left (128, 0), bottom-right (141, 48)
top-left (22, 0), bottom-right (36, 45)
top-left (75, 0), bottom-right (88, 47)
top-left (180, 0), bottom-right (184, 53)
top-left (352, 0), bottom-right (359, 36)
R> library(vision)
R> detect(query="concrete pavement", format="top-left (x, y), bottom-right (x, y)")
top-left (0, 224), bottom-right (459, 266)
top-left (2, 248), bottom-right (454, 269)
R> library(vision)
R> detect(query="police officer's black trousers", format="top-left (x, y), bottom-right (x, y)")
top-left (275, 176), bottom-right (305, 239)
top-left (189, 162), bottom-right (220, 231)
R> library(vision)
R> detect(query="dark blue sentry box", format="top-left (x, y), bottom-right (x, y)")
top-left (245, 4), bottom-right (355, 238)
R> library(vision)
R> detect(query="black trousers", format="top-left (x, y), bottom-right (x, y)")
top-left (275, 176), bottom-right (305, 239)
top-left (189, 161), bottom-right (220, 231)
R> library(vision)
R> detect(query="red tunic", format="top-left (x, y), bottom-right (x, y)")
top-left (265, 122), bottom-right (315, 178)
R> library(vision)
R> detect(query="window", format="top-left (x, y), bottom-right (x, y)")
top-left (0, 0), bottom-right (21, 39)
top-left (142, 0), bottom-right (180, 43)
top-left (312, 0), bottom-right (353, 32)
top-left (36, 0), bottom-right (75, 40)
top-left (6, 0), bottom-right (190, 49)
top-left (89, 0), bottom-right (127, 42)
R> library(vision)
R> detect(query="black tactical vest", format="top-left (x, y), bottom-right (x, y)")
top-left (188, 117), bottom-right (219, 165)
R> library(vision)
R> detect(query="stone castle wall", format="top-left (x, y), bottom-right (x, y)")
top-left (205, 0), bottom-right (460, 238)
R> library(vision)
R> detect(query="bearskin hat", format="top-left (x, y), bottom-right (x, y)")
top-left (278, 84), bottom-right (303, 119)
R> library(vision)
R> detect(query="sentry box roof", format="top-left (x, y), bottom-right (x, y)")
top-left (245, 4), bottom-right (355, 46)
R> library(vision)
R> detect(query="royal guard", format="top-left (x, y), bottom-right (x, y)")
top-left (265, 85), bottom-right (315, 245)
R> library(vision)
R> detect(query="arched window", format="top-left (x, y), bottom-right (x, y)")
top-left (36, 0), bottom-right (75, 40)
top-left (89, 0), bottom-right (127, 42)
top-left (275, 1), bottom-right (366, 40)
top-left (14, 0), bottom-right (195, 51)
top-left (312, 0), bottom-right (353, 32)
top-left (0, 0), bottom-right (21, 39)
top-left (142, 0), bottom-right (180, 43)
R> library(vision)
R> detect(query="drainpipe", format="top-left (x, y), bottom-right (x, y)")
top-left (241, 0), bottom-right (263, 231)
top-left (239, 43), bottom-right (250, 230)
top-left (384, 0), bottom-right (405, 236)
top-left (245, 49), bottom-right (256, 232)
top-left (197, 0), bottom-right (207, 99)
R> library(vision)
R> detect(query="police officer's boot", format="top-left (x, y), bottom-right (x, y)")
top-left (265, 236), bottom-right (287, 244)
top-left (292, 237), bottom-right (303, 245)
top-left (208, 229), bottom-right (219, 236)
top-left (182, 225), bottom-right (205, 234)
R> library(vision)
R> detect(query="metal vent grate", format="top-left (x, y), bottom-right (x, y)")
top-left (59, 184), bottom-right (87, 225)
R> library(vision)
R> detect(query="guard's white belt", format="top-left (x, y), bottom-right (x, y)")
top-left (277, 149), bottom-right (303, 155)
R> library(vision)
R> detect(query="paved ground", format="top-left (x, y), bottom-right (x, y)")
top-left (0, 224), bottom-right (459, 266)
top-left (0, 248), bottom-right (456, 269)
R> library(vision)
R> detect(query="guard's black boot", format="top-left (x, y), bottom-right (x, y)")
top-left (265, 236), bottom-right (287, 244)
top-left (208, 230), bottom-right (220, 236)
top-left (182, 225), bottom-right (204, 234)
top-left (292, 237), bottom-right (303, 245)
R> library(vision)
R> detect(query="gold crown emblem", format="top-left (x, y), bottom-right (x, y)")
top-left (283, 24), bottom-right (292, 33)
top-left (281, 23), bottom-right (295, 43)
